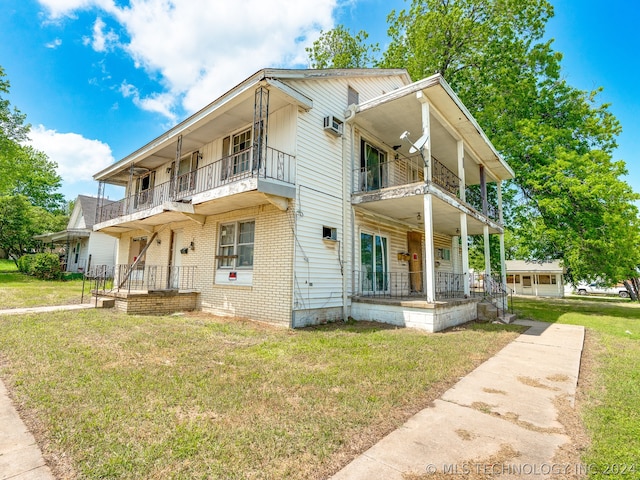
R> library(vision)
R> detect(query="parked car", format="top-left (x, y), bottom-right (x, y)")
top-left (575, 282), bottom-right (630, 298)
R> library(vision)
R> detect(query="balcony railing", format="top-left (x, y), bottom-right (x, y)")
top-left (432, 157), bottom-right (460, 196)
top-left (353, 270), bottom-right (466, 301)
top-left (355, 154), bottom-right (424, 193)
top-left (465, 186), bottom-right (499, 221)
top-left (97, 145), bottom-right (295, 223)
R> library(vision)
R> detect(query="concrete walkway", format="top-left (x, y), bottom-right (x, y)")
top-left (0, 381), bottom-right (55, 480)
top-left (0, 303), bottom-right (95, 316)
top-left (331, 320), bottom-right (585, 479)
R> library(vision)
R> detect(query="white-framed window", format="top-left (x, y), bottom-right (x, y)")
top-left (221, 128), bottom-right (252, 181)
top-left (177, 151), bottom-right (200, 193)
top-left (217, 220), bottom-right (255, 269)
top-left (436, 247), bottom-right (451, 261)
top-left (361, 140), bottom-right (388, 191)
top-left (134, 171), bottom-right (155, 207)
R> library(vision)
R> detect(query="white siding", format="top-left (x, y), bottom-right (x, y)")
top-left (87, 232), bottom-right (118, 268)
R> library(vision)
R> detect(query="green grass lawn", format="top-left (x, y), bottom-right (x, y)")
top-left (0, 270), bottom-right (90, 309)
top-left (513, 297), bottom-right (640, 478)
top-left (0, 258), bottom-right (18, 272)
top-left (0, 310), bottom-right (523, 479)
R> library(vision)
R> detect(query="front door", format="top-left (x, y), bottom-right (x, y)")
top-left (407, 231), bottom-right (423, 293)
top-left (522, 275), bottom-right (533, 295)
top-left (169, 230), bottom-right (183, 289)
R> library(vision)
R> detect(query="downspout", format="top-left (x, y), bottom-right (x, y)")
top-left (343, 104), bottom-right (357, 321)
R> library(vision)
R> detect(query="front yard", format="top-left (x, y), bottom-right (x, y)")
top-left (0, 309), bottom-right (522, 479)
top-left (0, 263), bottom-right (88, 309)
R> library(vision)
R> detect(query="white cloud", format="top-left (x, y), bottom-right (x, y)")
top-left (39, 0), bottom-right (337, 118)
top-left (45, 38), bottom-right (63, 48)
top-left (27, 125), bottom-right (115, 185)
top-left (120, 80), bottom-right (177, 121)
top-left (84, 17), bottom-right (119, 52)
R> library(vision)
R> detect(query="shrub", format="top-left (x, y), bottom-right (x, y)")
top-left (31, 253), bottom-right (63, 280)
top-left (17, 254), bottom-right (36, 274)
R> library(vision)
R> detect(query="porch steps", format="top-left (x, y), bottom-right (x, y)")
top-left (95, 297), bottom-right (115, 309)
top-left (477, 302), bottom-right (517, 325)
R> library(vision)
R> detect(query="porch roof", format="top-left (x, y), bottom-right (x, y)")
top-left (354, 74), bottom-right (515, 183)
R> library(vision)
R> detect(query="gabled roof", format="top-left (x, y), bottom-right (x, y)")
top-left (34, 195), bottom-right (114, 243)
top-left (354, 73), bottom-right (514, 181)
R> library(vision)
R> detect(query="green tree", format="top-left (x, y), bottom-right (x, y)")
top-left (0, 66), bottom-right (64, 211)
top-left (306, 25), bottom-right (380, 69)
top-left (0, 195), bottom-right (66, 265)
top-left (312, 0), bottom-right (640, 287)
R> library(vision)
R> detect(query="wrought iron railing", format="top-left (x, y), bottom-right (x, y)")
top-left (353, 270), bottom-right (466, 301)
top-left (464, 186), bottom-right (499, 221)
top-left (113, 264), bottom-right (197, 292)
top-left (97, 146), bottom-right (295, 223)
top-left (432, 157), bottom-right (460, 196)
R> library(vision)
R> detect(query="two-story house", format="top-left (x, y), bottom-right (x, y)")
top-left (92, 68), bottom-right (514, 332)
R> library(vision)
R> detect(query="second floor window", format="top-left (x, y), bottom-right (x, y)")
top-left (134, 171), bottom-right (155, 207)
top-left (221, 129), bottom-right (252, 181)
top-left (361, 140), bottom-right (388, 191)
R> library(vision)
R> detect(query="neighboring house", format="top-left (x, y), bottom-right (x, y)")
top-left (92, 68), bottom-right (514, 332)
top-left (505, 260), bottom-right (565, 297)
top-left (35, 195), bottom-right (117, 273)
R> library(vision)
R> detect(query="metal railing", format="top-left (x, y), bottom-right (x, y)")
top-left (465, 186), bottom-right (499, 221)
top-left (98, 146), bottom-right (295, 223)
top-left (354, 154), bottom-right (424, 192)
top-left (432, 157), bottom-right (460, 196)
top-left (353, 270), bottom-right (466, 301)
top-left (114, 264), bottom-right (197, 292)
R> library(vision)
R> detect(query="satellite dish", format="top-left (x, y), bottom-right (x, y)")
top-left (408, 133), bottom-right (429, 153)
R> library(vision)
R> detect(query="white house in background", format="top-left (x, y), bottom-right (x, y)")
top-left (91, 68), bottom-right (514, 331)
top-left (35, 195), bottom-right (117, 273)
top-left (505, 260), bottom-right (565, 297)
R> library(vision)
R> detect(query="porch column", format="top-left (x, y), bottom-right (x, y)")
top-left (418, 93), bottom-right (436, 302)
top-left (483, 224), bottom-right (491, 279)
top-left (460, 213), bottom-right (470, 296)
top-left (497, 182), bottom-right (507, 292)
top-left (424, 195), bottom-right (436, 302)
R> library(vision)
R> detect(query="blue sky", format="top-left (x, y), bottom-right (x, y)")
top-left (1, 0), bottom-right (638, 204)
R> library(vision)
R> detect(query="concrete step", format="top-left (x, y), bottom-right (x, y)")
top-left (95, 297), bottom-right (115, 308)
top-left (499, 312), bottom-right (517, 324)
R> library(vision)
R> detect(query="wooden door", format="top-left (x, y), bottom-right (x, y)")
top-left (407, 231), bottom-right (423, 293)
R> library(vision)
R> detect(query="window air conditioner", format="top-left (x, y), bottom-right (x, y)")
top-left (323, 115), bottom-right (343, 136)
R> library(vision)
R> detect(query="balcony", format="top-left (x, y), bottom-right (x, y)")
top-left (98, 145), bottom-right (295, 223)
top-left (353, 154), bottom-right (500, 223)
